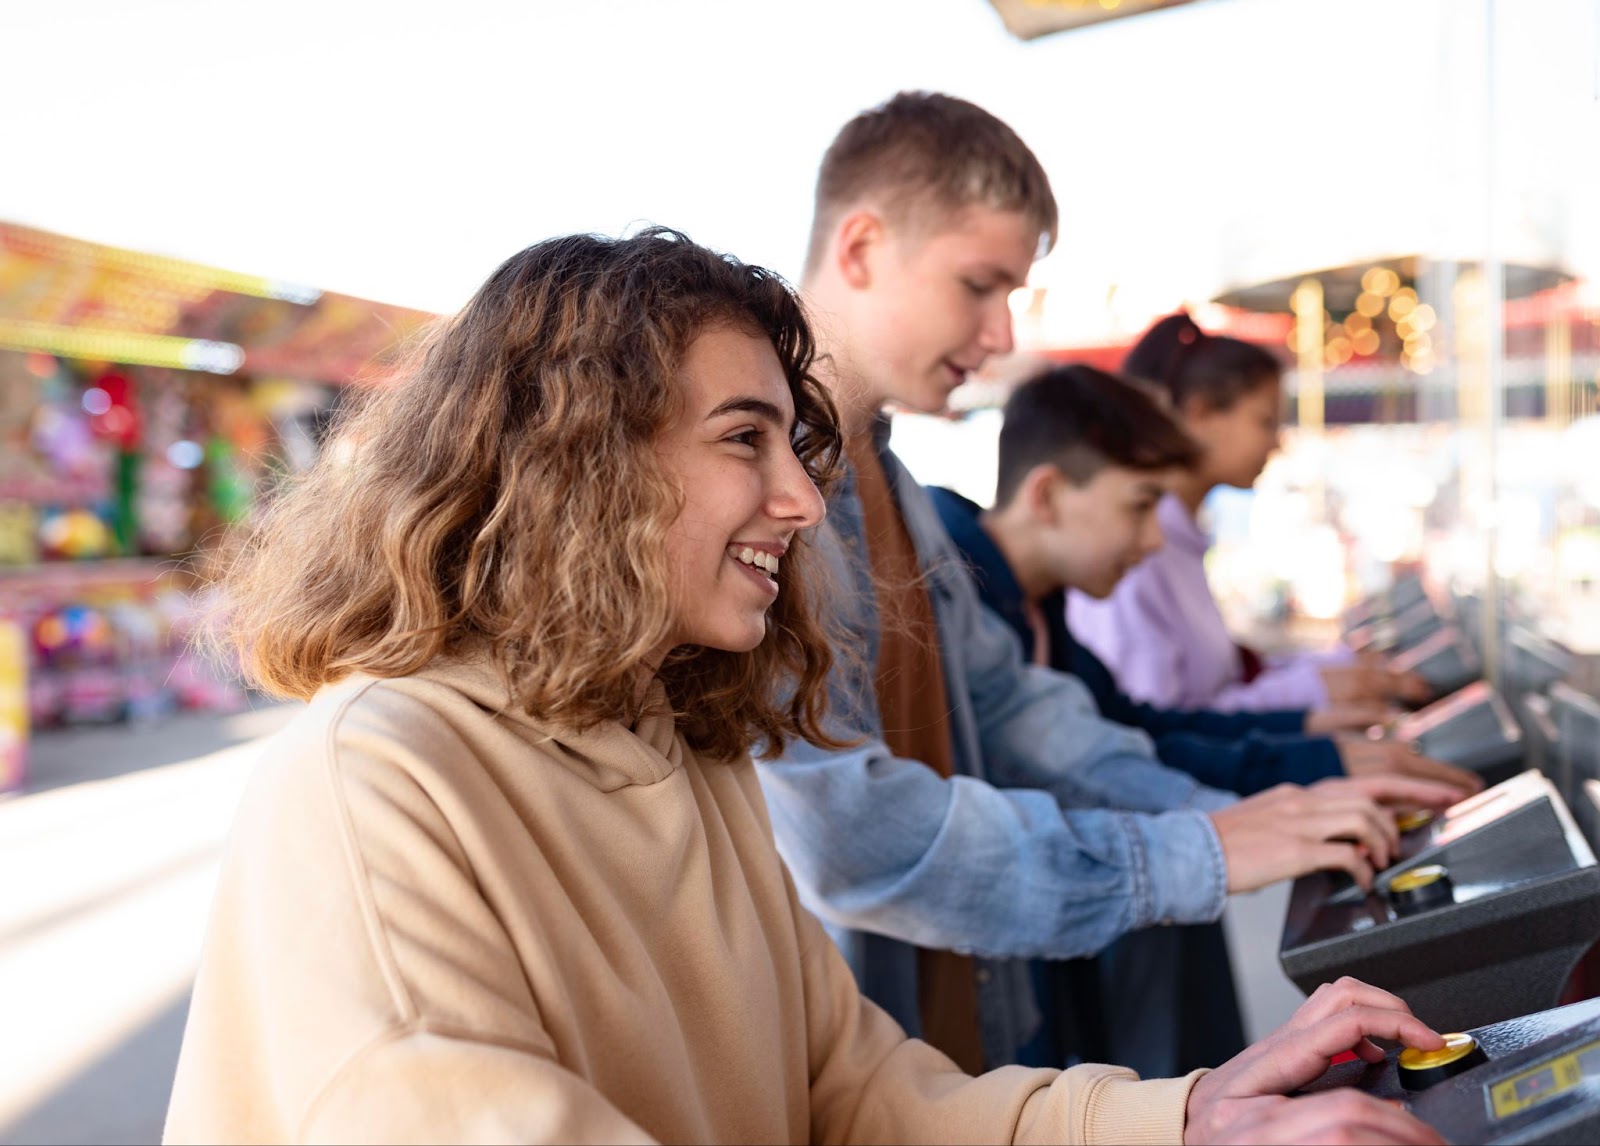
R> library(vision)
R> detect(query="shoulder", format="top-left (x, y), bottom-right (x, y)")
top-left (274, 673), bottom-right (499, 783)
top-left (239, 676), bottom-right (499, 859)
top-left (249, 669), bottom-right (593, 843)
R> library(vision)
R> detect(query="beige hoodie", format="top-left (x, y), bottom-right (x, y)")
top-left (165, 660), bottom-right (1203, 1145)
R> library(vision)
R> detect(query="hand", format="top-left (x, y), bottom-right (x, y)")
top-left (1354, 654), bottom-right (1438, 705)
top-left (1322, 665), bottom-right (1432, 706)
top-left (1310, 774), bottom-right (1466, 812)
top-left (1185, 977), bottom-right (1446, 1145)
top-left (1304, 703), bottom-right (1389, 735)
top-left (1397, 671), bottom-right (1434, 704)
top-left (1211, 776), bottom-right (1463, 892)
top-left (1211, 784), bottom-right (1400, 892)
top-left (1335, 738), bottom-right (1483, 799)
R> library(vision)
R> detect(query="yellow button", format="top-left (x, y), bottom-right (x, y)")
top-left (1390, 864), bottom-right (1448, 894)
top-left (1396, 809), bottom-right (1434, 833)
top-left (1399, 1032), bottom-right (1479, 1071)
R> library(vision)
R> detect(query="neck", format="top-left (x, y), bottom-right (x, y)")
top-left (979, 504), bottom-right (1062, 603)
top-left (1167, 469), bottom-right (1213, 516)
top-left (802, 281), bottom-right (885, 439)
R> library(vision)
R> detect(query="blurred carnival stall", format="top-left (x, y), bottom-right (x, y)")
top-left (0, 222), bottom-right (432, 790)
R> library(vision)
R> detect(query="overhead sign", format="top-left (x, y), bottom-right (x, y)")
top-left (986, 0), bottom-right (1201, 40)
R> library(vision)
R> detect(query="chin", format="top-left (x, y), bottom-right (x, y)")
top-left (898, 378), bottom-right (956, 415)
top-left (705, 623), bottom-right (768, 655)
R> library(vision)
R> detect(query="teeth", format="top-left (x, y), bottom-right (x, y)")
top-left (733, 547), bottom-right (780, 578)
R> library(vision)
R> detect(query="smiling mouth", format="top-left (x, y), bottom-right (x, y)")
top-left (733, 546), bottom-right (779, 578)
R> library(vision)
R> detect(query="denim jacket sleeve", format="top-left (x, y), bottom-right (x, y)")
top-left (955, 586), bottom-right (1238, 817)
top-left (756, 455), bottom-right (1231, 962)
top-left (760, 739), bottom-right (1228, 959)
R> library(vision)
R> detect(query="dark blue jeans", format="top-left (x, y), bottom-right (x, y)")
top-left (1016, 921), bottom-right (1245, 1076)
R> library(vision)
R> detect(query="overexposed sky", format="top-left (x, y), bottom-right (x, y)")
top-left (2, 0), bottom-right (1596, 330)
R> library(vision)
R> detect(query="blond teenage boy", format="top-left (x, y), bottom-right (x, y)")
top-left (755, 93), bottom-right (1456, 1075)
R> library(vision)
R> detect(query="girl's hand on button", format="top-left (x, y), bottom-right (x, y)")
top-left (1185, 978), bottom-right (1446, 1145)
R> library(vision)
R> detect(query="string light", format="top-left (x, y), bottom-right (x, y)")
top-left (1326, 268), bottom-right (1435, 371)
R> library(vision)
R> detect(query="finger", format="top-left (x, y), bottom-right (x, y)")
top-left (1207, 1092), bottom-right (1444, 1146)
top-left (1302, 840), bottom-right (1376, 888)
top-left (1288, 1092), bottom-right (1447, 1146)
top-left (1397, 670), bottom-right (1433, 699)
top-left (1309, 777), bottom-right (1375, 804)
top-left (1298, 977), bottom-right (1425, 1028)
top-left (1362, 798), bottom-right (1400, 858)
top-left (1303, 807), bottom-right (1394, 868)
top-left (1243, 783), bottom-right (1304, 810)
top-left (1344, 774), bottom-right (1464, 809)
top-left (1270, 1114), bottom-right (1439, 1145)
top-left (1398, 754), bottom-right (1484, 794)
top-left (1239, 1007), bottom-right (1445, 1095)
top-left (1264, 1093), bottom-right (1446, 1146)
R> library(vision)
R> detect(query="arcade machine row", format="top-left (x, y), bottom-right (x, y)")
top-left (1293, 581), bottom-right (1600, 1141)
top-left (1281, 771), bottom-right (1600, 1035)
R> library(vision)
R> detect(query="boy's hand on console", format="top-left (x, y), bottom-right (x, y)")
top-left (1310, 774), bottom-right (1467, 814)
top-left (1212, 776), bottom-right (1462, 892)
top-left (1212, 784), bottom-right (1392, 892)
top-left (1305, 702), bottom-right (1390, 736)
top-left (1334, 739), bottom-right (1482, 799)
top-left (1322, 665), bottom-right (1431, 706)
top-left (1389, 669), bottom-right (1435, 705)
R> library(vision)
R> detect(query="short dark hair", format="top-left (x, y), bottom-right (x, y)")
top-left (994, 363), bottom-right (1201, 507)
top-left (1124, 312), bottom-right (1282, 412)
top-left (804, 91), bottom-right (1058, 276)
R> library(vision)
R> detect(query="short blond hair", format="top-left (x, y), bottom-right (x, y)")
top-left (804, 91), bottom-right (1058, 276)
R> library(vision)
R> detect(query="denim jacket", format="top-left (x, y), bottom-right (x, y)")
top-left (756, 424), bottom-right (1235, 1068)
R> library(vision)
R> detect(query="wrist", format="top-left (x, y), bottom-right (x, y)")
top-left (1182, 1071), bottom-right (1218, 1145)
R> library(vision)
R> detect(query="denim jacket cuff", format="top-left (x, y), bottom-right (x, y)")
top-left (1134, 809), bottom-right (1228, 926)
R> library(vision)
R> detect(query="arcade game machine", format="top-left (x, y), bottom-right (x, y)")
top-left (1301, 996), bottom-right (1600, 1144)
top-left (1280, 771), bottom-right (1600, 1034)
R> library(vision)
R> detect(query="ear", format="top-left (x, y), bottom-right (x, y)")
top-left (1019, 463), bottom-right (1064, 522)
top-left (834, 210), bottom-right (885, 290)
top-left (1179, 391), bottom-right (1218, 425)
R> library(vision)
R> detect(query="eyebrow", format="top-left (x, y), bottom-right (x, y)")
top-left (705, 395), bottom-right (795, 433)
top-left (973, 264), bottom-right (1025, 290)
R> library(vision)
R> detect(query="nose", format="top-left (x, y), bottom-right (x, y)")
top-left (977, 297), bottom-right (1015, 358)
top-left (1141, 515), bottom-right (1165, 560)
top-left (770, 448), bottom-right (826, 531)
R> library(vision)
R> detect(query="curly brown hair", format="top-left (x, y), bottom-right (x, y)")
top-left (213, 228), bottom-right (845, 759)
